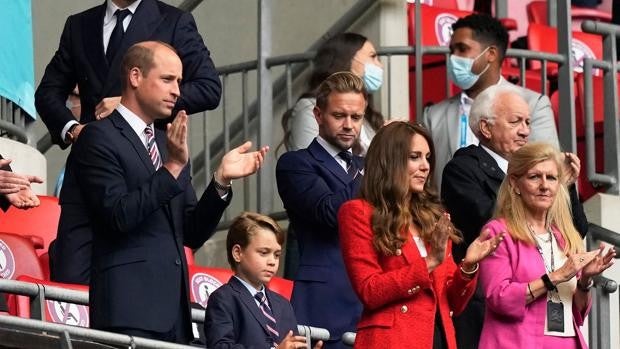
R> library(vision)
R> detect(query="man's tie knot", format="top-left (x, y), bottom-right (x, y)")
top-left (114, 9), bottom-right (131, 26)
top-left (338, 151), bottom-right (354, 173)
top-left (254, 291), bottom-right (267, 305)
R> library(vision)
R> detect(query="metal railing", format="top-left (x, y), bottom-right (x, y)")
top-left (581, 20), bottom-right (620, 196)
top-left (587, 223), bottom-right (620, 349)
top-left (0, 277), bottom-right (329, 348)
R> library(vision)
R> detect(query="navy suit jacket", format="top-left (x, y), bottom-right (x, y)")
top-left (275, 139), bottom-right (363, 348)
top-left (205, 276), bottom-right (298, 348)
top-left (71, 111), bottom-right (229, 334)
top-left (35, 0), bottom-right (221, 148)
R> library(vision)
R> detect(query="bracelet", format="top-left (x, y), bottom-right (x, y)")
top-left (460, 261), bottom-right (479, 276)
top-left (577, 279), bottom-right (594, 292)
top-left (527, 283), bottom-right (535, 299)
top-left (541, 274), bottom-right (557, 292)
top-left (212, 174), bottom-right (231, 192)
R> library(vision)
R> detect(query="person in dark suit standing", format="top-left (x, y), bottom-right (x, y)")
top-left (205, 212), bottom-right (323, 349)
top-left (70, 41), bottom-right (266, 344)
top-left (441, 84), bottom-right (588, 349)
top-left (0, 156), bottom-right (42, 211)
top-left (43, 0), bottom-right (221, 285)
top-left (276, 72), bottom-right (366, 349)
top-left (35, 0), bottom-right (221, 148)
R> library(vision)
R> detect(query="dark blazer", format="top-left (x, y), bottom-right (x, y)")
top-left (205, 276), bottom-right (298, 349)
top-left (275, 139), bottom-right (363, 349)
top-left (71, 111), bottom-right (229, 335)
top-left (441, 144), bottom-right (589, 349)
top-left (35, 0), bottom-right (221, 148)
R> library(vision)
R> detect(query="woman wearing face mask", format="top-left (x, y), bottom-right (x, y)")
top-left (279, 32), bottom-right (384, 155)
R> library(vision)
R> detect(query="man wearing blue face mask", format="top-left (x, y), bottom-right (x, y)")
top-left (423, 13), bottom-right (559, 192)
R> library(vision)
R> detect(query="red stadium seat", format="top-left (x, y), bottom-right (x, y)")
top-left (407, 4), bottom-right (473, 118)
top-left (268, 276), bottom-right (294, 301)
top-left (527, 23), bottom-right (603, 75)
top-left (188, 265), bottom-right (233, 309)
top-left (0, 232), bottom-right (45, 280)
top-left (527, 0), bottom-right (611, 28)
top-left (39, 252), bottom-right (50, 280)
top-left (0, 196), bottom-right (60, 256)
top-left (415, 0), bottom-right (459, 9)
top-left (11, 276), bottom-right (89, 327)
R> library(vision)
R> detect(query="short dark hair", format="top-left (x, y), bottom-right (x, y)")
top-left (120, 41), bottom-right (177, 90)
top-left (226, 212), bottom-right (285, 270)
top-left (315, 71), bottom-right (367, 111)
top-left (452, 13), bottom-right (509, 61)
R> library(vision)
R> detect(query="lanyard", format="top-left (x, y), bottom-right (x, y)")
top-left (528, 225), bottom-right (555, 273)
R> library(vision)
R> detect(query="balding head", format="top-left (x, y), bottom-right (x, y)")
top-left (470, 85), bottom-right (531, 159)
top-left (120, 41), bottom-right (182, 123)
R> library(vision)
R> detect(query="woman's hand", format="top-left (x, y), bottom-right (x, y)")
top-left (581, 244), bottom-right (616, 280)
top-left (462, 229), bottom-right (504, 266)
top-left (550, 250), bottom-right (599, 284)
top-left (424, 214), bottom-right (452, 272)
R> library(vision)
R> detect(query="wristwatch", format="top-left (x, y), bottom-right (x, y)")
top-left (212, 174), bottom-right (231, 192)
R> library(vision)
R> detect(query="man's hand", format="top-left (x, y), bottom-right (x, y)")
top-left (67, 124), bottom-right (85, 143)
top-left (277, 330), bottom-right (323, 349)
top-left (0, 159), bottom-right (44, 194)
top-left (563, 152), bottom-right (581, 186)
top-left (6, 187), bottom-right (40, 209)
top-left (164, 110), bottom-right (189, 178)
top-left (214, 141), bottom-right (269, 184)
top-left (95, 96), bottom-right (121, 120)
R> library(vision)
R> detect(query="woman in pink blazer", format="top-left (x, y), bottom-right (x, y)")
top-left (339, 122), bottom-right (502, 349)
top-left (479, 143), bottom-right (615, 349)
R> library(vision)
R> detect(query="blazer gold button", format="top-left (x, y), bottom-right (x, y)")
top-left (400, 305), bottom-right (408, 313)
top-left (395, 249), bottom-right (402, 256)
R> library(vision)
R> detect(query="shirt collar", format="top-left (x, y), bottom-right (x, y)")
top-left (105, 0), bottom-right (142, 25)
top-left (234, 275), bottom-right (265, 297)
top-left (460, 75), bottom-right (505, 105)
top-left (315, 135), bottom-right (351, 159)
top-left (480, 143), bottom-right (509, 174)
top-left (116, 103), bottom-right (149, 142)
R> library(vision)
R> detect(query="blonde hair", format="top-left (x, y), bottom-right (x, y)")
top-left (494, 142), bottom-right (583, 254)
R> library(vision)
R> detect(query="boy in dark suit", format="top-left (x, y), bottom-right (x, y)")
top-left (205, 212), bottom-right (323, 349)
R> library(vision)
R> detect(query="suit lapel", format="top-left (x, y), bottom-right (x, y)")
top-left (82, 3), bottom-right (108, 89)
top-left (475, 146), bottom-right (505, 182)
top-left (307, 139), bottom-right (351, 184)
top-left (102, 0), bottom-right (164, 96)
top-left (446, 97), bottom-right (461, 156)
top-left (109, 111), bottom-right (154, 173)
top-left (229, 277), bottom-right (272, 338)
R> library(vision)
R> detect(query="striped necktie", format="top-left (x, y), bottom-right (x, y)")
top-left (254, 291), bottom-right (279, 341)
top-left (144, 126), bottom-right (162, 170)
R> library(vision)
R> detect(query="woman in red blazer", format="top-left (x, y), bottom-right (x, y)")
top-left (338, 122), bottom-right (503, 349)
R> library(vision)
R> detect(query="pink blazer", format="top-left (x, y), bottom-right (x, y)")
top-left (478, 219), bottom-right (591, 349)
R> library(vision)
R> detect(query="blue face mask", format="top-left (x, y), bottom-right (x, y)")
top-left (362, 63), bottom-right (383, 92)
top-left (447, 47), bottom-right (490, 90)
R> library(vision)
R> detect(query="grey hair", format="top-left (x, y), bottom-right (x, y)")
top-left (469, 84), bottom-right (524, 139)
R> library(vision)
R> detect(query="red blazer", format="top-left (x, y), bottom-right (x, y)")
top-left (338, 199), bottom-right (477, 349)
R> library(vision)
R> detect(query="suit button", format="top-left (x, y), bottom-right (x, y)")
top-left (400, 305), bottom-right (408, 313)
top-left (175, 259), bottom-right (181, 266)
top-left (395, 249), bottom-right (402, 256)
top-left (407, 289), bottom-right (413, 295)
